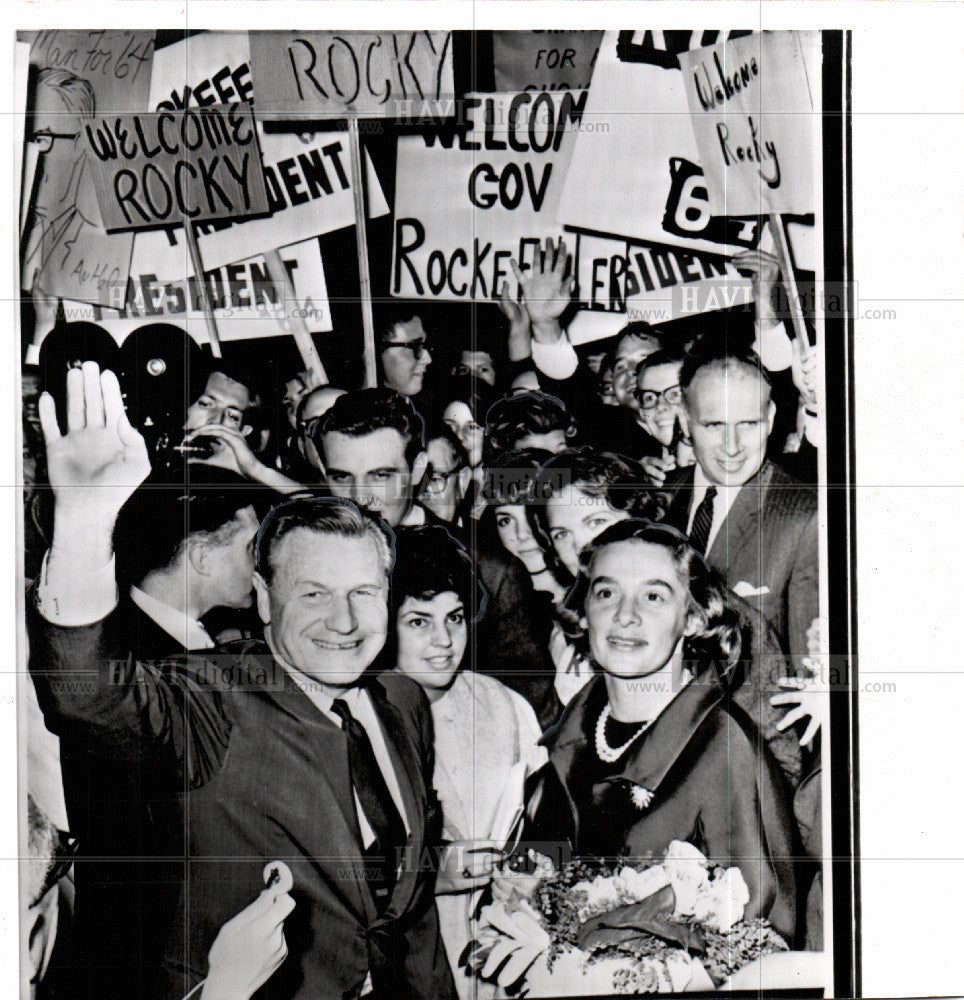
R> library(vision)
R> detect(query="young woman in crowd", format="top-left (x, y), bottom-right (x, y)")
top-left (521, 519), bottom-right (797, 942)
top-left (440, 373), bottom-right (499, 471)
top-left (480, 449), bottom-right (567, 605)
top-left (530, 447), bottom-right (803, 786)
top-left (483, 390), bottom-right (577, 463)
top-left (390, 525), bottom-right (547, 1000)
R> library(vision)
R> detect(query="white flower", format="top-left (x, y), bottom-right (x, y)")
top-left (692, 867), bottom-right (750, 931)
top-left (663, 841), bottom-right (709, 917)
top-left (571, 875), bottom-right (621, 922)
top-left (629, 784), bottom-right (654, 810)
top-left (613, 864), bottom-right (670, 904)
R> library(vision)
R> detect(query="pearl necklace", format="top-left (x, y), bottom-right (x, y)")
top-left (595, 703), bottom-right (649, 763)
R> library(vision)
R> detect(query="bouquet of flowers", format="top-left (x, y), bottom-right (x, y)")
top-left (466, 841), bottom-right (787, 996)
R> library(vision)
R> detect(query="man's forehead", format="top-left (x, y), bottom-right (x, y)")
top-left (688, 363), bottom-right (770, 407)
top-left (323, 427), bottom-right (409, 463)
top-left (204, 371), bottom-right (251, 406)
top-left (271, 528), bottom-right (384, 579)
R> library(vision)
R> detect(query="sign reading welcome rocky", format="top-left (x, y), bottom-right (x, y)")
top-left (84, 102), bottom-right (269, 231)
top-left (678, 32), bottom-right (817, 217)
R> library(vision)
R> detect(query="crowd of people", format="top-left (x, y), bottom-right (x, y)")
top-left (23, 240), bottom-right (825, 1000)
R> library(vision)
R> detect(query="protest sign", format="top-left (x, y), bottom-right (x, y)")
top-left (572, 230), bottom-right (753, 320)
top-left (249, 31), bottom-right (455, 120)
top-left (392, 90), bottom-right (585, 302)
top-left (493, 30), bottom-right (602, 92)
top-left (557, 31), bottom-right (765, 257)
top-left (144, 32), bottom-right (388, 271)
top-left (83, 102), bottom-right (269, 231)
top-left (679, 32), bottom-right (818, 217)
top-left (62, 236), bottom-right (331, 345)
top-left (23, 30), bottom-right (155, 305)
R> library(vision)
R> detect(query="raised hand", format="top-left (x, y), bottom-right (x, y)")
top-left (511, 237), bottom-right (575, 335)
top-left (498, 280), bottom-right (530, 331)
top-left (201, 887), bottom-right (296, 1000)
top-left (38, 362), bottom-right (150, 519)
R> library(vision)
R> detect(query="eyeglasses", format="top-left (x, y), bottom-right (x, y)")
top-left (422, 465), bottom-right (463, 493)
top-left (637, 385), bottom-right (682, 410)
top-left (381, 337), bottom-right (429, 361)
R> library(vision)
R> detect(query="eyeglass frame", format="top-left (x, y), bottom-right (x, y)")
top-left (380, 336), bottom-right (430, 361)
top-left (421, 462), bottom-right (465, 494)
top-left (636, 384), bottom-right (683, 410)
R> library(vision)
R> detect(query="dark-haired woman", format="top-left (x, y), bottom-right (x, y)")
top-left (523, 520), bottom-right (796, 941)
top-left (391, 526), bottom-right (547, 999)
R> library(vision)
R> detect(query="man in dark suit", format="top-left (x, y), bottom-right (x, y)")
top-left (663, 342), bottom-right (819, 664)
top-left (50, 486), bottom-right (264, 1000)
top-left (30, 364), bottom-right (456, 1000)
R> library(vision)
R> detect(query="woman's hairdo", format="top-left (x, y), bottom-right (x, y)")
top-left (390, 525), bottom-right (487, 624)
top-left (561, 518), bottom-right (744, 677)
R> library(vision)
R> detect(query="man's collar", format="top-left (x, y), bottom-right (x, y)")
top-left (129, 585), bottom-right (213, 651)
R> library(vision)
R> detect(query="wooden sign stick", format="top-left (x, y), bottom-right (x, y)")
top-left (262, 249), bottom-right (327, 385)
top-left (185, 221), bottom-right (222, 359)
top-left (767, 214), bottom-right (814, 347)
top-left (346, 117), bottom-right (378, 388)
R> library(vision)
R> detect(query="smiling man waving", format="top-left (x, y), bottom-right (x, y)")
top-left (29, 363), bottom-right (455, 1000)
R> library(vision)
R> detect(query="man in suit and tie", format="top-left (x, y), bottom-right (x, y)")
top-left (663, 341), bottom-right (818, 664)
top-left (30, 363), bottom-right (456, 1000)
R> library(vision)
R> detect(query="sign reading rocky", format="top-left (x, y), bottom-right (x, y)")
top-left (249, 31), bottom-right (454, 119)
top-left (83, 102), bottom-right (270, 231)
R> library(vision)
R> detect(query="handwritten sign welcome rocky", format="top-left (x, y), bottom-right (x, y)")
top-left (84, 102), bottom-right (269, 231)
top-left (679, 32), bottom-right (817, 216)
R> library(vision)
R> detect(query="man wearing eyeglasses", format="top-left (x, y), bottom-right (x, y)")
top-left (635, 349), bottom-right (695, 488)
top-left (378, 311), bottom-right (433, 400)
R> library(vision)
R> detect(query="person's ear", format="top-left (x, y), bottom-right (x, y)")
top-left (253, 572), bottom-right (271, 625)
top-left (411, 450), bottom-right (429, 485)
top-left (186, 538), bottom-right (211, 578)
top-left (683, 609), bottom-right (704, 638)
top-left (766, 399), bottom-right (777, 436)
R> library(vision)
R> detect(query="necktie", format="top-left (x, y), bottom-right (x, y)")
top-left (688, 486), bottom-right (717, 555)
top-left (331, 697), bottom-right (406, 905)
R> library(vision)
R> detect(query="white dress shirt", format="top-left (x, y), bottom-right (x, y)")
top-left (130, 585), bottom-right (214, 651)
top-left (687, 466), bottom-right (743, 555)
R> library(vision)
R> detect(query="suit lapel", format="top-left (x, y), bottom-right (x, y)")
top-left (244, 651), bottom-right (376, 921)
top-left (706, 462), bottom-right (772, 573)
